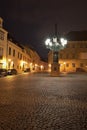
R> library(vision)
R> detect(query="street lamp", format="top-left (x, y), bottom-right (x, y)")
top-left (45, 34), bottom-right (67, 76)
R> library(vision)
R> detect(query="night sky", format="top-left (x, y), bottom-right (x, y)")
top-left (0, 0), bottom-right (87, 60)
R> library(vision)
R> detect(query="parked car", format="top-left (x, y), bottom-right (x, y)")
top-left (24, 68), bottom-right (30, 72)
top-left (7, 69), bottom-right (17, 75)
top-left (0, 69), bottom-right (7, 77)
top-left (76, 68), bottom-right (85, 72)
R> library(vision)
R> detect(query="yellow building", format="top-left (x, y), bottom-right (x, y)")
top-left (0, 17), bottom-right (8, 69)
top-left (0, 17), bottom-right (46, 73)
top-left (48, 32), bottom-right (87, 73)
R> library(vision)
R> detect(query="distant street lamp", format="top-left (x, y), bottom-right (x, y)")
top-left (45, 25), bottom-right (67, 76)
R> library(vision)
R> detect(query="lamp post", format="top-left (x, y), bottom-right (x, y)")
top-left (45, 28), bottom-right (67, 76)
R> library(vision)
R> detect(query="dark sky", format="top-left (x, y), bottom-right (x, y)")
top-left (0, 0), bottom-right (87, 60)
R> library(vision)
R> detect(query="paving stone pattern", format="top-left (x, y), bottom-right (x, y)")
top-left (0, 73), bottom-right (87, 130)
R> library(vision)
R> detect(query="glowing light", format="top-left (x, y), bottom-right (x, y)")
top-left (53, 38), bottom-right (57, 42)
top-left (3, 60), bottom-right (6, 67)
top-left (64, 62), bottom-right (66, 64)
top-left (48, 64), bottom-right (51, 67)
top-left (60, 38), bottom-right (67, 46)
top-left (8, 59), bottom-right (11, 62)
top-left (11, 61), bottom-right (13, 64)
top-left (30, 63), bottom-right (32, 66)
top-left (35, 64), bottom-right (38, 67)
top-left (41, 65), bottom-right (44, 69)
top-left (45, 38), bottom-right (51, 46)
top-left (60, 38), bottom-right (64, 43)
top-left (60, 63), bottom-right (62, 66)
top-left (21, 61), bottom-right (25, 66)
top-left (55, 42), bottom-right (59, 46)
top-left (49, 42), bottom-right (52, 46)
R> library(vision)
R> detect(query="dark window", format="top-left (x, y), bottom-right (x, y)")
top-left (72, 44), bottom-right (75, 48)
top-left (13, 49), bottom-right (15, 57)
top-left (0, 47), bottom-right (3, 59)
top-left (72, 54), bottom-right (75, 59)
top-left (66, 44), bottom-right (69, 48)
top-left (0, 56), bottom-right (3, 59)
top-left (59, 54), bottom-right (62, 59)
top-left (80, 63), bottom-right (83, 67)
top-left (20, 54), bottom-right (22, 60)
top-left (79, 44), bottom-right (83, 48)
top-left (66, 63), bottom-right (69, 67)
top-left (18, 52), bottom-right (20, 58)
top-left (85, 44), bottom-right (87, 48)
top-left (9, 47), bottom-right (11, 55)
top-left (72, 63), bottom-right (75, 67)
top-left (66, 54), bottom-right (69, 59)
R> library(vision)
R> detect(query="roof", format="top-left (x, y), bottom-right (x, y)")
top-left (65, 31), bottom-right (87, 41)
top-left (7, 33), bottom-right (24, 48)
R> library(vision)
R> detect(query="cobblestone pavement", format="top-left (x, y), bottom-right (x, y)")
top-left (0, 73), bottom-right (87, 130)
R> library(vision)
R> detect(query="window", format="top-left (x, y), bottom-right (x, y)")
top-left (0, 47), bottom-right (3, 59)
top-left (72, 44), bottom-right (75, 48)
top-left (13, 49), bottom-right (15, 57)
top-left (18, 52), bottom-right (20, 58)
top-left (72, 63), bottom-right (75, 67)
top-left (66, 44), bottom-right (69, 48)
top-left (79, 44), bottom-right (83, 48)
top-left (20, 54), bottom-right (22, 60)
top-left (80, 63), bottom-right (83, 67)
top-left (85, 44), bottom-right (87, 48)
top-left (0, 30), bottom-right (4, 40)
top-left (66, 54), bottom-right (69, 59)
top-left (9, 47), bottom-right (11, 55)
top-left (66, 63), bottom-right (69, 67)
top-left (59, 54), bottom-right (62, 59)
top-left (72, 54), bottom-right (75, 59)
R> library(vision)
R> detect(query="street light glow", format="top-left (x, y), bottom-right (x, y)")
top-left (45, 25), bottom-right (67, 76)
top-left (55, 42), bottom-right (59, 46)
top-left (53, 38), bottom-right (57, 43)
top-left (45, 38), bottom-right (51, 46)
top-left (60, 38), bottom-right (67, 47)
top-left (49, 41), bottom-right (52, 46)
top-left (45, 37), bottom-right (67, 51)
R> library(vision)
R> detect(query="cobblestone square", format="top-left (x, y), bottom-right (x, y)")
top-left (0, 73), bottom-right (87, 130)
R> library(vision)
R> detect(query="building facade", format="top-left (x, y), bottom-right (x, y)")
top-left (48, 38), bottom-right (87, 73)
top-left (0, 17), bottom-right (48, 73)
